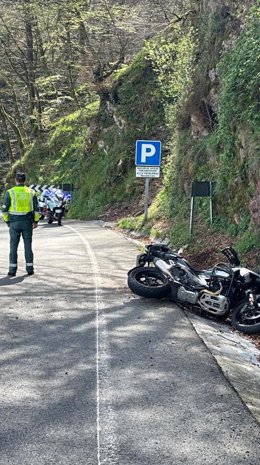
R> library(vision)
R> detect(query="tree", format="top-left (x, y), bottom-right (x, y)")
top-left (0, 0), bottom-right (191, 160)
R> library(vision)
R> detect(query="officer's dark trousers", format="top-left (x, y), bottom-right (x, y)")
top-left (9, 220), bottom-right (34, 273)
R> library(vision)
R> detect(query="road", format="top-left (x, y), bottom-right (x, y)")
top-left (0, 220), bottom-right (259, 465)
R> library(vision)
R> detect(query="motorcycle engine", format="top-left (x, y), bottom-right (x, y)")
top-left (177, 286), bottom-right (198, 304)
top-left (199, 293), bottom-right (229, 316)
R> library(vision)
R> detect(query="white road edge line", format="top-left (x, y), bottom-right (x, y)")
top-left (65, 225), bottom-right (119, 465)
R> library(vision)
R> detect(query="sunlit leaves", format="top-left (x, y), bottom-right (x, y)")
top-left (145, 23), bottom-right (197, 126)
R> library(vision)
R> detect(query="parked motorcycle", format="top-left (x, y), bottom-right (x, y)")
top-left (127, 244), bottom-right (260, 334)
top-left (40, 189), bottom-right (67, 226)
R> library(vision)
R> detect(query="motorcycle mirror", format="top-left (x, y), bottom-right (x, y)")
top-left (221, 247), bottom-right (240, 267)
top-left (177, 244), bottom-right (188, 256)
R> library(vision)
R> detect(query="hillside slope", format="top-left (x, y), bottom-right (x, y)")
top-left (6, 0), bottom-right (260, 267)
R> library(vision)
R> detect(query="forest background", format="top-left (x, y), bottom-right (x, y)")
top-left (0, 0), bottom-right (259, 268)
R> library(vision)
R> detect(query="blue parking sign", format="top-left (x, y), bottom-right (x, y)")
top-left (135, 140), bottom-right (161, 166)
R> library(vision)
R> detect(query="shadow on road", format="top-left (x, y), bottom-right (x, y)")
top-left (0, 275), bottom-right (27, 286)
top-left (39, 223), bottom-right (62, 228)
top-left (0, 250), bottom-right (259, 464)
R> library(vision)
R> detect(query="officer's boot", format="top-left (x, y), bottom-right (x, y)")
top-left (8, 265), bottom-right (17, 277)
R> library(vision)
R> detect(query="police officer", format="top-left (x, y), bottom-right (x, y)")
top-left (2, 172), bottom-right (40, 276)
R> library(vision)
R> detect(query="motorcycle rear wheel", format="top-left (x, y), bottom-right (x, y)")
top-left (128, 266), bottom-right (170, 299)
top-left (232, 301), bottom-right (260, 334)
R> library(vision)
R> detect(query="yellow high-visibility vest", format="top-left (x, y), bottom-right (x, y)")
top-left (3, 186), bottom-right (40, 222)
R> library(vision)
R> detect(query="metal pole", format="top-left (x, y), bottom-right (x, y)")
top-left (190, 197), bottom-right (194, 235)
top-left (209, 182), bottom-right (213, 224)
top-left (144, 177), bottom-right (150, 222)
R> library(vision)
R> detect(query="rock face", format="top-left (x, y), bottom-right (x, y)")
top-left (202, 0), bottom-right (255, 15)
top-left (106, 102), bottom-right (126, 130)
top-left (191, 111), bottom-right (210, 139)
top-left (250, 180), bottom-right (260, 227)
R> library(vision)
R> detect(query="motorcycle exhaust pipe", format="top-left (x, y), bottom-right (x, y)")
top-left (154, 258), bottom-right (174, 278)
top-left (200, 283), bottom-right (223, 296)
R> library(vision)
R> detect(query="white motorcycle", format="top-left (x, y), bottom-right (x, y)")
top-left (128, 244), bottom-right (260, 334)
top-left (40, 189), bottom-right (67, 226)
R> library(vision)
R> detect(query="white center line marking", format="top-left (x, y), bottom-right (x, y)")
top-left (65, 225), bottom-right (119, 465)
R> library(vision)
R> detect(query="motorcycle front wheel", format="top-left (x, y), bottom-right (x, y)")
top-left (57, 212), bottom-right (62, 226)
top-left (128, 266), bottom-right (170, 299)
top-left (232, 300), bottom-right (260, 334)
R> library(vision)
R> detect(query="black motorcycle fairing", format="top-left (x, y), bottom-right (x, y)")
top-left (139, 245), bottom-right (232, 290)
top-left (154, 257), bottom-right (209, 289)
top-left (170, 257), bottom-right (213, 287)
top-left (136, 244), bottom-right (179, 267)
top-left (232, 268), bottom-right (260, 294)
top-left (136, 253), bottom-right (151, 266)
top-left (234, 267), bottom-right (260, 280)
top-left (145, 244), bottom-right (173, 256)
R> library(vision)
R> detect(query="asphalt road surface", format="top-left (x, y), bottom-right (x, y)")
top-left (0, 220), bottom-right (259, 465)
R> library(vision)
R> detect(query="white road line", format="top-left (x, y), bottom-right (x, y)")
top-left (65, 225), bottom-right (119, 465)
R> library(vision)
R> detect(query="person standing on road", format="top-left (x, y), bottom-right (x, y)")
top-left (1, 172), bottom-right (40, 277)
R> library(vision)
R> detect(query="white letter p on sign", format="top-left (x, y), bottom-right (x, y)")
top-left (141, 144), bottom-right (156, 163)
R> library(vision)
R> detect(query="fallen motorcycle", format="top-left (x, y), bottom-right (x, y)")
top-left (127, 244), bottom-right (260, 334)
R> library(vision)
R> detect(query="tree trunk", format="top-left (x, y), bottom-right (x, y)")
top-left (0, 102), bottom-right (25, 157)
top-left (0, 106), bottom-right (14, 163)
top-left (35, 20), bottom-right (59, 99)
top-left (23, 1), bottom-right (43, 134)
top-left (10, 82), bottom-right (28, 144)
top-left (25, 12), bottom-right (36, 115)
top-left (66, 25), bottom-right (79, 106)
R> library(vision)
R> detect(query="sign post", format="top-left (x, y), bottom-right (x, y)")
top-left (209, 181), bottom-right (213, 224)
top-left (189, 196), bottom-right (195, 235)
top-left (135, 140), bottom-right (161, 222)
top-left (190, 181), bottom-right (215, 235)
top-left (144, 178), bottom-right (150, 222)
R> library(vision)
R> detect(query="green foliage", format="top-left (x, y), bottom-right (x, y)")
top-left (67, 51), bottom-right (169, 219)
top-left (118, 216), bottom-right (144, 231)
top-left (8, 101), bottom-right (99, 187)
top-left (210, 7), bottom-right (260, 218)
top-left (153, 5), bottom-right (260, 256)
top-left (145, 23), bottom-right (197, 125)
top-left (114, 50), bottom-right (166, 132)
top-left (235, 230), bottom-right (260, 255)
top-left (213, 212), bottom-right (251, 237)
top-left (4, 1), bottom-right (259, 266)
top-left (145, 24), bottom-right (196, 102)
top-left (217, 7), bottom-right (260, 133)
top-left (169, 221), bottom-right (191, 248)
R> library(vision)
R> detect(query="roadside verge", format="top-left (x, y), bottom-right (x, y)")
top-left (186, 313), bottom-right (260, 424)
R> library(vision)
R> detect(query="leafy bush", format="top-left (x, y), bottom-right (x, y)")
top-left (235, 230), bottom-right (260, 255)
top-left (215, 6), bottom-right (260, 212)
